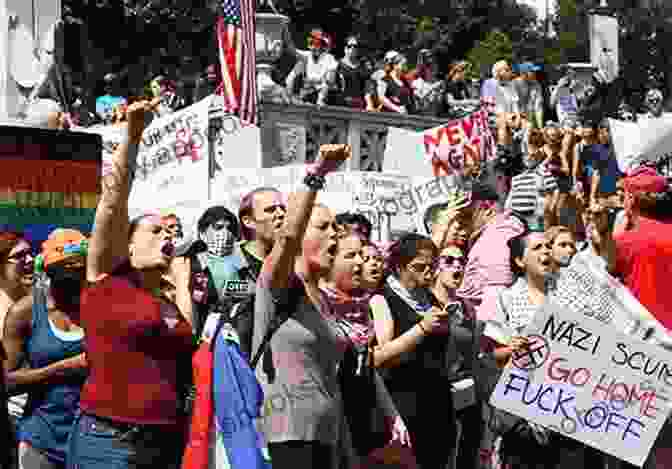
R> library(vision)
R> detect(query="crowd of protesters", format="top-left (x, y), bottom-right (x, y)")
top-left (2, 24), bottom-right (672, 469)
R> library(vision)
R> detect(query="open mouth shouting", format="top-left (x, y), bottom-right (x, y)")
top-left (161, 240), bottom-right (176, 258)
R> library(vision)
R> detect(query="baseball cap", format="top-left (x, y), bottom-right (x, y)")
top-left (517, 63), bottom-right (541, 73)
top-left (384, 50), bottom-right (403, 65)
top-left (36, 229), bottom-right (88, 273)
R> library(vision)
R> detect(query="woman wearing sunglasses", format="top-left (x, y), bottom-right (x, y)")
top-left (0, 232), bottom-right (33, 335)
top-left (369, 233), bottom-right (454, 469)
top-left (4, 229), bottom-right (88, 469)
top-left (432, 245), bottom-right (483, 469)
top-left (0, 231), bottom-right (34, 467)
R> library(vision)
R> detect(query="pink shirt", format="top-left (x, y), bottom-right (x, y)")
top-left (457, 212), bottom-right (525, 321)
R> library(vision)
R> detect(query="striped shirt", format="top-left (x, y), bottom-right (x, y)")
top-left (506, 163), bottom-right (557, 215)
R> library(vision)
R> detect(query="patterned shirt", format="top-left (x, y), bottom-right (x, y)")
top-left (491, 256), bottom-right (619, 339)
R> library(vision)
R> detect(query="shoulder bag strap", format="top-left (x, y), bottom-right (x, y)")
top-left (250, 288), bottom-right (301, 370)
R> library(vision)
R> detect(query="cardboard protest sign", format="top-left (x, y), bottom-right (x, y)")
top-left (423, 109), bottom-right (495, 178)
top-left (609, 116), bottom-right (672, 174)
top-left (569, 253), bottom-right (670, 348)
top-left (210, 113), bottom-right (263, 177)
top-left (351, 171), bottom-right (415, 236)
top-left (490, 302), bottom-right (672, 467)
top-left (128, 96), bottom-right (212, 216)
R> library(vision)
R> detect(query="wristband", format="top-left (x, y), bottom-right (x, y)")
top-left (303, 173), bottom-right (326, 191)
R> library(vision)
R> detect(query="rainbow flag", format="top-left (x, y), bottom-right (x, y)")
top-left (0, 126), bottom-right (101, 242)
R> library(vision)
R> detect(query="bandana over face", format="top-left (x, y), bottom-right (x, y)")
top-left (202, 220), bottom-right (235, 257)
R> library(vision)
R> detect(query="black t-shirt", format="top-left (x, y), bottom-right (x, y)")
top-left (337, 61), bottom-right (369, 100)
top-left (445, 80), bottom-right (471, 100)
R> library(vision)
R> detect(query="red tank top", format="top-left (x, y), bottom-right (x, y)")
top-left (79, 274), bottom-right (194, 426)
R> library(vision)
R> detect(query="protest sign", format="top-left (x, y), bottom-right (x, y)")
top-left (210, 113), bottom-right (263, 176)
top-left (609, 116), bottom-right (672, 174)
top-left (589, 14), bottom-right (619, 82)
top-left (423, 110), bottom-right (495, 178)
top-left (383, 127), bottom-right (432, 178)
top-left (128, 96), bottom-right (212, 216)
top-left (210, 165), bottom-right (359, 214)
top-left (569, 253), bottom-right (670, 348)
top-left (490, 302), bottom-right (672, 467)
top-left (351, 171), bottom-right (415, 236)
top-left (362, 174), bottom-right (469, 218)
top-left (354, 174), bottom-right (471, 234)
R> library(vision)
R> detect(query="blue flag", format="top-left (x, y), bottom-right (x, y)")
top-left (213, 333), bottom-right (272, 469)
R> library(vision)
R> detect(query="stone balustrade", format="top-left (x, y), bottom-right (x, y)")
top-left (210, 101), bottom-right (447, 171)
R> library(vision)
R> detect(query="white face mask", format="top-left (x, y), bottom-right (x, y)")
top-left (203, 222), bottom-right (235, 257)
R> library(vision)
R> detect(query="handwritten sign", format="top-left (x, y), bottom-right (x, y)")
top-left (423, 110), bottom-right (496, 178)
top-left (609, 116), bottom-right (672, 174)
top-left (128, 96), bottom-right (212, 215)
top-left (490, 302), bottom-right (672, 467)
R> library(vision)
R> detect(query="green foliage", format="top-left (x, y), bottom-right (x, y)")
top-left (62, 0), bottom-right (540, 85)
top-left (464, 29), bottom-right (513, 79)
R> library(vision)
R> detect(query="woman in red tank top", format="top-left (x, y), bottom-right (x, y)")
top-left (66, 99), bottom-right (195, 469)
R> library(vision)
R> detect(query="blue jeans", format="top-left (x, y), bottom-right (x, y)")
top-left (66, 413), bottom-right (184, 469)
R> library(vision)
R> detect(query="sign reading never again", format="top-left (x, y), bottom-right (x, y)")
top-left (490, 302), bottom-right (672, 467)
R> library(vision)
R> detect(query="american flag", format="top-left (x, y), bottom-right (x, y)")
top-left (217, 0), bottom-right (258, 125)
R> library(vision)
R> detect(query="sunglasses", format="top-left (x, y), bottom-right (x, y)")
top-left (346, 43), bottom-right (358, 49)
top-left (438, 255), bottom-right (466, 271)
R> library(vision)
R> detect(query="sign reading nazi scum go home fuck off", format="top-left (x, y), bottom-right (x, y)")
top-left (490, 302), bottom-right (672, 467)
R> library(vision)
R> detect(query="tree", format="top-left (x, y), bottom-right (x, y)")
top-left (464, 30), bottom-right (513, 79)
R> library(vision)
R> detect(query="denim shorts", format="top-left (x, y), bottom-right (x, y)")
top-left (66, 413), bottom-right (184, 469)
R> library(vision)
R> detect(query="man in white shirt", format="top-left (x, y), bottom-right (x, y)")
top-left (285, 28), bottom-right (338, 106)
